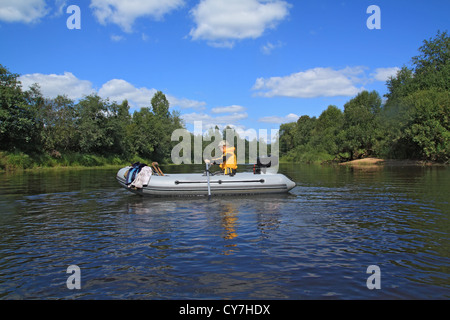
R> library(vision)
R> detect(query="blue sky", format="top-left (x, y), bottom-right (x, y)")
top-left (1, 0), bottom-right (449, 135)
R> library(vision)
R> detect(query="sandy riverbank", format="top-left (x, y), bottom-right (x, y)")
top-left (339, 157), bottom-right (446, 167)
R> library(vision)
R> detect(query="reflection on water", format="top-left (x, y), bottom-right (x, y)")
top-left (0, 164), bottom-right (449, 299)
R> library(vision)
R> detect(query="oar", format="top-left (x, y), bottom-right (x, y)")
top-left (152, 162), bottom-right (164, 176)
top-left (206, 162), bottom-right (211, 198)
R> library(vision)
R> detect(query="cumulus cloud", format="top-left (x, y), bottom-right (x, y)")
top-left (258, 113), bottom-right (299, 124)
top-left (19, 72), bottom-right (94, 100)
top-left (167, 96), bottom-right (207, 110)
top-left (189, 0), bottom-right (291, 47)
top-left (252, 67), bottom-right (366, 98)
top-left (0, 0), bottom-right (49, 23)
top-left (98, 79), bottom-right (206, 110)
top-left (90, 0), bottom-right (185, 32)
top-left (211, 105), bottom-right (246, 114)
top-left (179, 104), bottom-right (249, 132)
top-left (182, 103), bottom-right (248, 130)
top-left (371, 67), bottom-right (400, 82)
top-left (98, 79), bottom-right (157, 108)
top-left (19, 72), bottom-right (205, 111)
top-left (182, 111), bottom-right (248, 130)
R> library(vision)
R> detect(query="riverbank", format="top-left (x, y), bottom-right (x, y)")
top-left (2, 152), bottom-right (447, 174)
top-left (0, 151), bottom-right (152, 173)
top-left (338, 157), bottom-right (447, 167)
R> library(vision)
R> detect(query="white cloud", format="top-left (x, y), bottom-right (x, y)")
top-left (211, 105), bottom-right (246, 114)
top-left (261, 41), bottom-right (284, 55)
top-left (19, 73), bottom-right (205, 111)
top-left (182, 103), bottom-right (248, 132)
top-left (98, 79), bottom-right (206, 110)
top-left (189, 0), bottom-right (291, 47)
top-left (98, 79), bottom-right (157, 108)
top-left (90, 0), bottom-right (185, 32)
top-left (53, 0), bottom-right (68, 17)
top-left (371, 67), bottom-right (400, 82)
top-left (182, 111), bottom-right (248, 129)
top-left (0, 0), bottom-right (48, 24)
top-left (252, 67), bottom-right (366, 98)
top-left (258, 113), bottom-right (299, 124)
top-left (19, 72), bottom-right (94, 100)
top-left (168, 96), bottom-right (207, 110)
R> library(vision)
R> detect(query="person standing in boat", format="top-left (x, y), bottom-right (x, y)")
top-left (205, 140), bottom-right (237, 176)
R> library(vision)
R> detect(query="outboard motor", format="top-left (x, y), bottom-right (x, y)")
top-left (253, 155), bottom-right (279, 174)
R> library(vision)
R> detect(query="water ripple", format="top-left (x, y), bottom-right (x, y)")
top-left (0, 166), bottom-right (449, 299)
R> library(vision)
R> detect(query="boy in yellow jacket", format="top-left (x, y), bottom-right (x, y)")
top-left (205, 140), bottom-right (237, 176)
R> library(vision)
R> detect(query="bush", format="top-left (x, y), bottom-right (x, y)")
top-left (0, 151), bottom-right (34, 171)
top-left (281, 145), bottom-right (334, 164)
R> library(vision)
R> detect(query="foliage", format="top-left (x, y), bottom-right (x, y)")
top-left (0, 65), bottom-right (38, 152)
top-left (1, 32), bottom-right (448, 169)
top-left (0, 65), bottom-right (184, 169)
top-left (279, 31), bottom-right (449, 163)
top-left (338, 90), bottom-right (382, 160)
top-left (380, 30), bottom-right (449, 162)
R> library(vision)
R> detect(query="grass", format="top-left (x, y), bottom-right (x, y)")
top-left (0, 151), bottom-right (152, 173)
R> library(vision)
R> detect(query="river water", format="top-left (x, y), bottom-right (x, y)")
top-left (0, 163), bottom-right (448, 300)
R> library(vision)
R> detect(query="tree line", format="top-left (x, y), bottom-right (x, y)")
top-left (0, 67), bottom-right (183, 169)
top-left (1, 31), bottom-right (448, 170)
top-left (279, 31), bottom-right (449, 163)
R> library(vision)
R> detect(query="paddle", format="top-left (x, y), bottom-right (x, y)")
top-left (206, 161), bottom-right (211, 198)
top-left (151, 162), bottom-right (164, 176)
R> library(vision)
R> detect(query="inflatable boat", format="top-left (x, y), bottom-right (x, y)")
top-left (116, 157), bottom-right (296, 197)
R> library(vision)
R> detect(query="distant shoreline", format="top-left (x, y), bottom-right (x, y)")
top-left (1, 156), bottom-right (448, 174)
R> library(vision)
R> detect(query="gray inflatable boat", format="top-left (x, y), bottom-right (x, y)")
top-left (116, 158), bottom-right (296, 197)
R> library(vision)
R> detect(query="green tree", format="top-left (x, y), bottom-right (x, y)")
top-left (383, 30), bottom-right (449, 161)
top-left (411, 30), bottom-right (450, 91)
top-left (338, 90), bottom-right (382, 160)
top-left (0, 65), bottom-right (38, 152)
top-left (401, 89), bottom-right (449, 161)
top-left (384, 66), bottom-right (417, 103)
top-left (149, 91), bottom-right (184, 162)
top-left (22, 83), bottom-right (46, 152)
top-left (151, 90), bottom-right (170, 119)
top-left (311, 105), bottom-right (344, 156)
top-left (41, 95), bottom-right (78, 153)
top-left (108, 99), bottom-right (132, 157)
top-left (294, 115), bottom-right (316, 146)
top-left (121, 91), bottom-right (184, 163)
top-left (279, 122), bottom-right (297, 154)
top-left (127, 107), bottom-right (156, 159)
top-left (75, 94), bottom-right (116, 154)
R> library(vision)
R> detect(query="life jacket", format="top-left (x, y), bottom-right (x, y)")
top-left (220, 147), bottom-right (237, 170)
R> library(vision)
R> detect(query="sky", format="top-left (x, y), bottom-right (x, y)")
top-left (1, 0), bottom-right (449, 136)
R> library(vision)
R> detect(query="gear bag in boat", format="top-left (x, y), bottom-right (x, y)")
top-left (125, 162), bottom-right (148, 186)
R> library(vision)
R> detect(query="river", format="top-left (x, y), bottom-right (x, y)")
top-left (0, 163), bottom-right (448, 299)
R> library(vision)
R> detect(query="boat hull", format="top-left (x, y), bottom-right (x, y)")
top-left (116, 167), bottom-right (296, 196)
